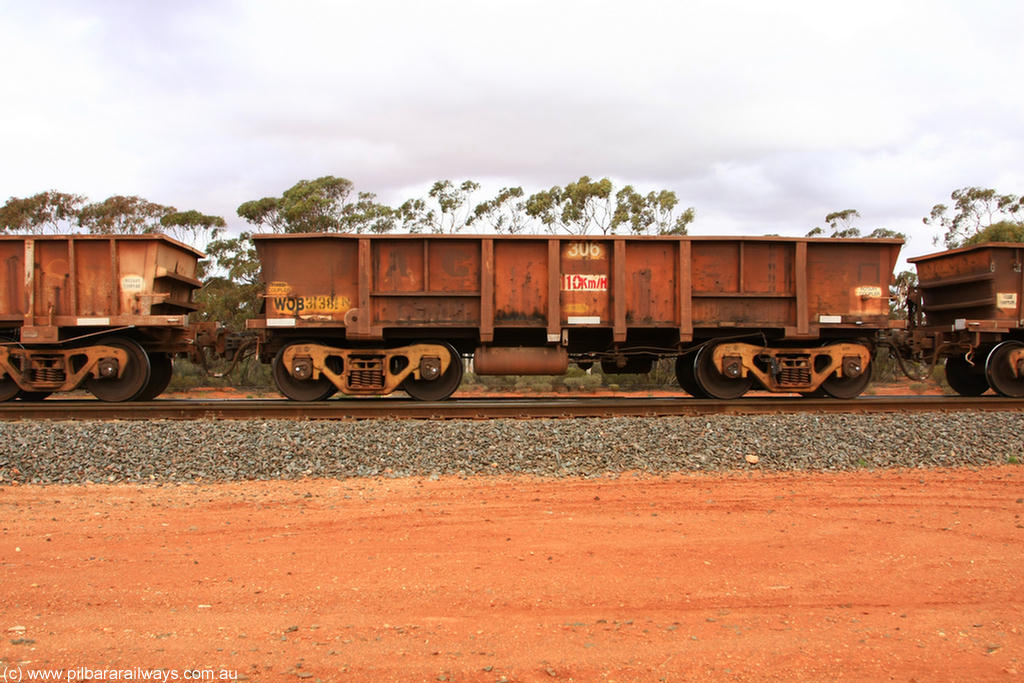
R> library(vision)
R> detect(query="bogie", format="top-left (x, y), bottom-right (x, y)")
top-left (269, 340), bottom-right (462, 401)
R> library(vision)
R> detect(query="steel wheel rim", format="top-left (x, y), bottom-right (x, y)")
top-left (693, 344), bottom-right (752, 400)
top-left (820, 369), bottom-right (872, 399)
top-left (820, 366), bottom-right (872, 399)
top-left (675, 352), bottom-right (707, 398)
top-left (85, 337), bottom-right (152, 402)
top-left (985, 341), bottom-right (1024, 398)
top-left (944, 355), bottom-right (990, 396)
top-left (136, 352), bottom-right (174, 401)
top-left (401, 343), bottom-right (463, 401)
top-left (0, 376), bottom-right (20, 402)
top-left (1, 345), bottom-right (25, 401)
top-left (272, 342), bottom-right (336, 401)
top-left (0, 334), bottom-right (20, 401)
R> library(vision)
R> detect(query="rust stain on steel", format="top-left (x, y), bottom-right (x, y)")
top-left (494, 239), bottom-right (548, 324)
top-left (375, 239), bottom-right (424, 292)
top-left (480, 239), bottom-right (495, 342)
top-left (625, 242), bottom-right (675, 325)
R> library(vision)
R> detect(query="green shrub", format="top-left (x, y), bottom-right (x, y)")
top-left (167, 357), bottom-right (272, 392)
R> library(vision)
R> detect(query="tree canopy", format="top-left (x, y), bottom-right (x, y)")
top-left (236, 176), bottom-right (396, 234)
top-left (194, 232), bottom-right (263, 328)
top-left (924, 187), bottom-right (1024, 248)
top-left (612, 186), bottom-right (695, 235)
top-left (467, 186), bottom-right (528, 234)
top-left (962, 220), bottom-right (1024, 246)
top-left (0, 191), bottom-right (85, 234)
top-left (232, 175), bottom-right (697, 238)
top-left (806, 210), bottom-right (905, 240)
top-left (520, 177), bottom-right (694, 236)
top-left (0, 190), bottom-right (225, 247)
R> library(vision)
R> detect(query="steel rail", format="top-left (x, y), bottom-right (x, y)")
top-left (0, 395), bottom-right (1022, 421)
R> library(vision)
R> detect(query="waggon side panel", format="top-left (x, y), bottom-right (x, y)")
top-left (806, 241), bottom-right (898, 325)
top-left (0, 241), bottom-right (26, 321)
top-left (251, 234), bottom-right (903, 345)
top-left (259, 236), bottom-right (359, 323)
top-left (372, 238), bottom-right (481, 326)
top-left (34, 240), bottom-right (72, 322)
top-left (493, 239), bottom-right (548, 326)
top-left (560, 239), bottom-right (611, 327)
top-left (74, 239), bottom-right (114, 317)
top-left (0, 235), bottom-right (203, 338)
top-left (911, 243), bottom-right (1024, 329)
top-left (623, 241), bottom-right (676, 326)
top-left (689, 240), bottom-right (797, 331)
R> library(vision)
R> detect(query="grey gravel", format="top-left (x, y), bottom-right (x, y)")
top-left (0, 412), bottom-right (1021, 484)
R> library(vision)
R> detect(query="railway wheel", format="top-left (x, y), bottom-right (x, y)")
top-left (675, 351), bottom-right (707, 398)
top-left (820, 342), bottom-right (873, 399)
top-left (0, 376), bottom-right (20, 402)
top-left (272, 342), bottom-right (337, 402)
top-left (402, 343), bottom-right (463, 401)
top-left (944, 354), bottom-right (990, 396)
top-left (0, 334), bottom-right (19, 401)
top-left (85, 337), bottom-right (151, 402)
top-left (985, 341), bottom-right (1024, 397)
top-left (136, 352), bottom-right (174, 401)
top-left (693, 344), bottom-right (752, 400)
top-left (1, 348), bottom-right (26, 401)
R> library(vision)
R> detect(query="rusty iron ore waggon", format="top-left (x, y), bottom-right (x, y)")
top-left (7, 231), bottom-right (1023, 403)
top-left (0, 234), bottom-right (204, 401)
top-left (899, 242), bottom-right (1024, 397)
top-left (249, 234), bottom-right (902, 401)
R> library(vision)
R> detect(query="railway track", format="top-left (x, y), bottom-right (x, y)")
top-left (1, 395), bottom-right (1022, 420)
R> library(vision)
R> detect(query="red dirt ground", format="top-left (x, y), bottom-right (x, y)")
top-left (1, 467), bottom-right (1022, 682)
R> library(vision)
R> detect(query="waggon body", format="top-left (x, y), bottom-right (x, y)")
top-left (250, 233), bottom-right (902, 400)
top-left (907, 242), bottom-right (1024, 396)
top-left (0, 234), bottom-right (203, 401)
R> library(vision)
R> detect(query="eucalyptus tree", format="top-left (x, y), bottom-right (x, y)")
top-left (237, 176), bottom-right (395, 234)
top-left (525, 176), bottom-right (617, 235)
top-left (0, 191), bottom-right (85, 233)
top-left (428, 180), bottom-right (481, 233)
top-left (468, 186), bottom-right (529, 234)
top-left (612, 186), bottom-right (694, 235)
top-left (924, 187), bottom-right (1024, 248)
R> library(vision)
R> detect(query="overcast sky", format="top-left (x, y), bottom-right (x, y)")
top-left (2, 0), bottom-right (1022, 260)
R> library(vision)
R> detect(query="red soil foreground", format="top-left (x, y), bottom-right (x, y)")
top-left (1, 467), bottom-right (1022, 682)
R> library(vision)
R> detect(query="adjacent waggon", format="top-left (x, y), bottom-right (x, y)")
top-left (902, 242), bottom-right (1024, 397)
top-left (0, 234), bottom-right (203, 401)
top-left (249, 234), bottom-right (902, 400)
